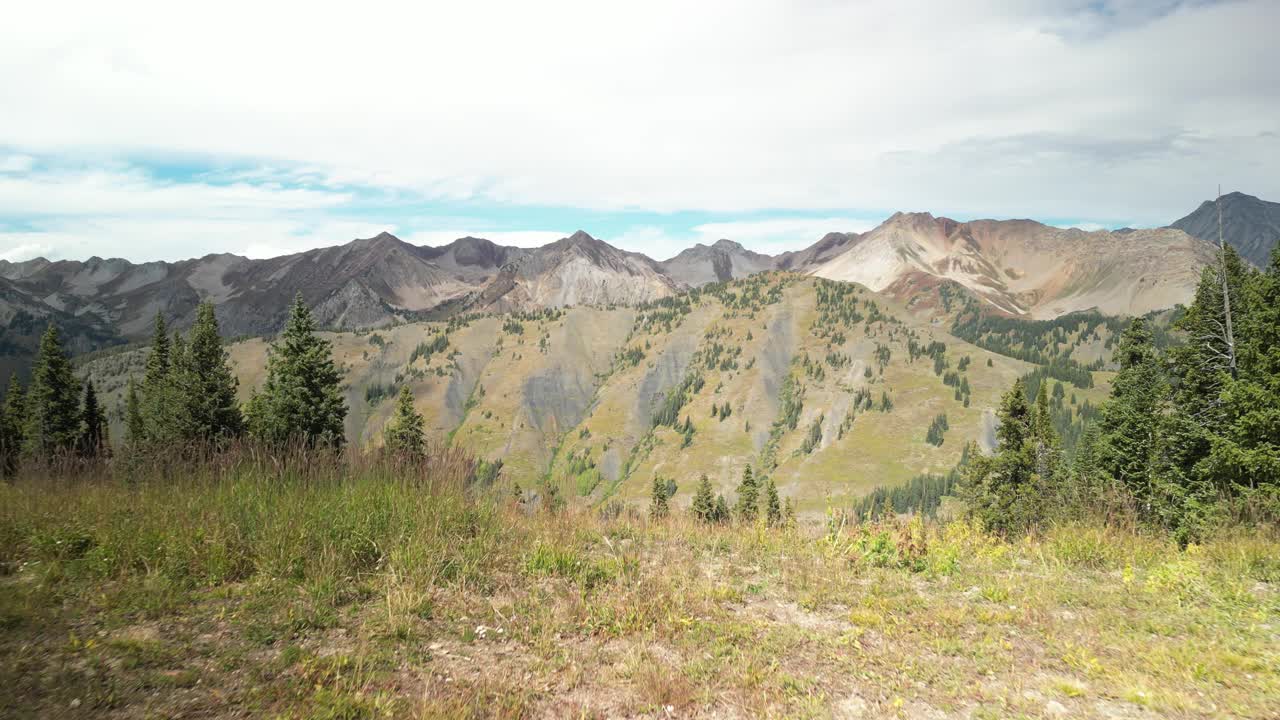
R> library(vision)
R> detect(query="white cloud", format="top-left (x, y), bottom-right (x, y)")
top-left (609, 226), bottom-right (690, 260)
top-left (1051, 221), bottom-right (1109, 232)
top-left (0, 0), bottom-right (1278, 260)
top-left (0, 239), bottom-right (55, 262)
top-left (691, 217), bottom-right (884, 254)
top-left (0, 168), bottom-right (349, 218)
top-left (0, 217), bottom-right (392, 263)
top-left (0, 166), bottom-right (369, 261)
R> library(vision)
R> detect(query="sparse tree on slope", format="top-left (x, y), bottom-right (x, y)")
top-left (765, 478), bottom-right (782, 527)
top-left (246, 294), bottom-right (348, 447)
top-left (713, 494), bottom-right (730, 524)
top-left (383, 385), bottom-right (425, 456)
top-left (650, 475), bottom-right (670, 519)
top-left (691, 474), bottom-right (715, 523)
top-left (735, 465), bottom-right (758, 521)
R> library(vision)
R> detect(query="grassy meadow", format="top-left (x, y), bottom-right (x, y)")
top-left (1, 452), bottom-right (1277, 719)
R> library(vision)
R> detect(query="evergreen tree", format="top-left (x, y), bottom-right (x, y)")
top-left (383, 385), bottom-right (425, 456)
top-left (713, 494), bottom-right (730, 523)
top-left (246, 294), bottom-right (348, 447)
top-left (1095, 319), bottom-right (1165, 514)
top-left (1030, 383), bottom-right (1063, 502)
top-left (140, 312), bottom-right (182, 444)
top-left (650, 475), bottom-right (670, 519)
top-left (24, 324), bottom-right (81, 457)
top-left (0, 374), bottom-right (26, 475)
top-left (78, 380), bottom-right (108, 457)
top-left (180, 302), bottom-right (244, 442)
top-left (962, 378), bottom-right (1047, 534)
top-left (1067, 422), bottom-right (1109, 512)
top-left (124, 377), bottom-right (145, 448)
top-left (1216, 246), bottom-right (1280, 492)
top-left (764, 478), bottom-right (782, 527)
top-left (143, 312), bottom-right (171, 387)
top-left (735, 465), bottom-right (758, 521)
top-left (1159, 252), bottom-right (1252, 492)
top-left (691, 474), bottom-right (715, 523)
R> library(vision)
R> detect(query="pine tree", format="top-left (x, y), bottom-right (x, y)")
top-left (78, 380), bottom-right (108, 457)
top-left (764, 478), bottom-right (782, 527)
top-left (735, 465), bottom-right (758, 521)
top-left (0, 374), bottom-right (26, 475)
top-left (24, 324), bottom-right (81, 457)
top-left (143, 312), bottom-right (171, 388)
top-left (713, 494), bottom-right (730, 524)
top-left (1216, 245), bottom-right (1280, 490)
top-left (650, 475), bottom-right (670, 519)
top-left (691, 474), bottom-right (715, 523)
top-left (962, 377), bottom-right (1046, 534)
top-left (1159, 254), bottom-right (1250, 487)
top-left (140, 312), bottom-right (181, 444)
top-left (1095, 319), bottom-right (1165, 514)
top-left (124, 377), bottom-right (145, 448)
top-left (383, 385), bottom-right (425, 456)
top-left (180, 302), bottom-right (244, 442)
top-left (246, 294), bottom-right (348, 447)
top-left (1030, 383), bottom-right (1063, 504)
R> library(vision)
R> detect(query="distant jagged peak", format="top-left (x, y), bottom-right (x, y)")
top-left (565, 229), bottom-right (602, 245)
top-left (447, 235), bottom-right (498, 249)
top-left (710, 238), bottom-right (747, 252)
top-left (543, 230), bottom-right (633, 263)
top-left (667, 238), bottom-right (754, 260)
top-left (349, 230), bottom-right (405, 248)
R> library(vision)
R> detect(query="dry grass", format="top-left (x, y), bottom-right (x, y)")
top-left (1, 454), bottom-right (1277, 719)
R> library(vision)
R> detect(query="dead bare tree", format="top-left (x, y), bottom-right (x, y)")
top-left (1217, 185), bottom-right (1238, 380)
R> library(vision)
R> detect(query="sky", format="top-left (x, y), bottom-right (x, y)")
top-left (1, 0), bottom-right (1277, 264)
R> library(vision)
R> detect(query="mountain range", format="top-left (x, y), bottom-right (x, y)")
top-left (79, 272), bottom-right (1112, 509)
top-left (2, 193), bottom-right (1276, 380)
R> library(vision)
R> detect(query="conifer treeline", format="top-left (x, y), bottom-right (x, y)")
top-left (0, 324), bottom-right (109, 471)
top-left (965, 246), bottom-right (1280, 539)
top-left (1, 294), bottom-right (357, 474)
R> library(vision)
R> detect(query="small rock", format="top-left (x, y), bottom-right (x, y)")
top-left (1045, 699), bottom-right (1069, 716)
top-left (70, 699), bottom-right (81, 709)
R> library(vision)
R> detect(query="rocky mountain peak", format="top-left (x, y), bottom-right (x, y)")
top-left (1170, 191), bottom-right (1280, 267)
top-left (711, 238), bottom-right (746, 252)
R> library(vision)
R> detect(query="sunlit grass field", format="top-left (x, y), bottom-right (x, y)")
top-left (2, 452), bottom-right (1277, 719)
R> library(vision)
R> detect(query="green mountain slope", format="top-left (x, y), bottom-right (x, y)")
top-left (81, 273), bottom-right (1114, 511)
